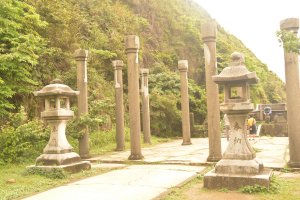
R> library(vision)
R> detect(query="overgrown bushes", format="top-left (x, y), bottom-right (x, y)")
top-left (0, 119), bottom-right (49, 165)
top-left (148, 66), bottom-right (206, 137)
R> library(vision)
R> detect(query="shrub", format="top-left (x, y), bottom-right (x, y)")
top-left (0, 120), bottom-right (49, 164)
top-left (148, 67), bottom-right (206, 137)
top-left (24, 167), bottom-right (66, 179)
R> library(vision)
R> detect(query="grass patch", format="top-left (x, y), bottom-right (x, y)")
top-left (240, 175), bottom-right (280, 194)
top-left (0, 164), bottom-right (111, 200)
top-left (0, 131), bottom-right (174, 200)
top-left (88, 128), bottom-right (173, 156)
top-left (160, 175), bottom-right (204, 200)
top-left (159, 172), bottom-right (300, 200)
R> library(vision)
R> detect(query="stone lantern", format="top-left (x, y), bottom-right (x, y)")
top-left (32, 79), bottom-right (91, 172)
top-left (204, 52), bottom-right (271, 189)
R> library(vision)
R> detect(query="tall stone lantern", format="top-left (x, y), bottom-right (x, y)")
top-left (32, 79), bottom-right (91, 172)
top-left (204, 52), bottom-right (271, 189)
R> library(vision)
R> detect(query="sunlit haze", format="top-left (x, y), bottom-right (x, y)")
top-left (195, 0), bottom-right (300, 82)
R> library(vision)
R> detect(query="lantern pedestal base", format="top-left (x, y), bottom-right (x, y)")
top-left (28, 161), bottom-right (91, 174)
top-left (215, 159), bottom-right (263, 174)
top-left (204, 168), bottom-right (272, 189)
top-left (36, 152), bottom-right (83, 166)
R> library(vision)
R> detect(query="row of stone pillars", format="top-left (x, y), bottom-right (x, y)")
top-left (74, 35), bottom-right (194, 160)
top-left (73, 19), bottom-right (300, 166)
top-left (119, 35), bottom-right (193, 159)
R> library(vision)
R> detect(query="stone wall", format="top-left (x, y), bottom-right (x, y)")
top-left (260, 123), bottom-right (288, 137)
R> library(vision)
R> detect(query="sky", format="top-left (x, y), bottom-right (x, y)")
top-left (194, 0), bottom-right (300, 82)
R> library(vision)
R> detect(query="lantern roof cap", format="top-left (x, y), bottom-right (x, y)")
top-left (34, 79), bottom-right (79, 97)
top-left (212, 52), bottom-right (259, 84)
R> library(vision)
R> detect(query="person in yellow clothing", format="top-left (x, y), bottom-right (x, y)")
top-left (247, 115), bottom-right (257, 140)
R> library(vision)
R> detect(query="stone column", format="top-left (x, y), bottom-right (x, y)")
top-left (125, 35), bottom-right (143, 160)
top-left (178, 60), bottom-right (192, 145)
top-left (74, 49), bottom-right (90, 158)
top-left (201, 22), bottom-right (222, 161)
top-left (140, 68), bottom-right (151, 144)
top-left (113, 60), bottom-right (125, 151)
top-left (280, 18), bottom-right (300, 167)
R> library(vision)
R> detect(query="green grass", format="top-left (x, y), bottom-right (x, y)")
top-left (0, 164), bottom-right (111, 200)
top-left (0, 130), bottom-right (174, 200)
top-left (159, 173), bottom-right (300, 200)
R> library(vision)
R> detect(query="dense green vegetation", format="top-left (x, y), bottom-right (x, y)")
top-left (277, 30), bottom-right (300, 54)
top-left (0, 0), bottom-right (286, 164)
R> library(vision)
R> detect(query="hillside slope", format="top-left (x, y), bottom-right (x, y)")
top-left (124, 0), bottom-right (285, 103)
top-left (0, 0), bottom-right (286, 128)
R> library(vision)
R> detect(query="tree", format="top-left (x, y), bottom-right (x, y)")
top-left (0, 0), bottom-right (46, 117)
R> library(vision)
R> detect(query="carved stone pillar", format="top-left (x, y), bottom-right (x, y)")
top-left (113, 60), bottom-right (125, 151)
top-left (178, 60), bottom-right (192, 145)
top-left (201, 22), bottom-right (222, 161)
top-left (125, 35), bottom-right (143, 160)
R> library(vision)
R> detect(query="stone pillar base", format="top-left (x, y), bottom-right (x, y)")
top-left (115, 147), bottom-right (125, 151)
top-left (288, 160), bottom-right (300, 168)
top-left (204, 168), bottom-right (272, 189)
top-left (207, 156), bottom-right (222, 162)
top-left (182, 141), bottom-right (192, 145)
top-left (36, 152), bottom-right (82, 166)
top-left (128, 154), bottom-right (144, 160)
top-left (215, 159), bottom-right (263, 174)
top-left (28, 161), bottom-right (91, 173)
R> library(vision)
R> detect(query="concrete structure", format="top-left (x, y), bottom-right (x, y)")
top-left (204, 52), bottom-right (271, 189)
top-left (280, 18), bottom-right (300, 168)
top-left (74, 49), bottom-right (90, 158)
top-left (201, 22), bottom-right (222, 161)
top-left (113, 60), bottom-right (125, 151)
top-left (178, 60), bottom-right (192, 145)
top-left (140, 68), bottom-right (151, 144)
top-left (31, 79), bottom-right (91, 173)
top-left (125, 35), bottom-right (143, 160)
top-left (255, 103), bottom-right (287, 122)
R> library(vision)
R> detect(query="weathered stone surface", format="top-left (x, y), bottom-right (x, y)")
top-left (140, 68), bottom-right (151, 144)
top-left (125, 35), bottom-right (143, 160)
top-left (178, 60), bottom-right (191, 145)
top-left (28, 161), bottom-right (91, 173)
top-left (204, 168), bottom-right (272, 190)
top-left (205, 52), bottom-right (271, 189)
top-left (201, 22), bottom-right (222, 161)
top-left (260, 123), bottom-right (288, 137)
top-left (36, 152), bottom-right (82, 166)
top-left (215, 159), bottom-right (263, 174)
top-left (32, 81), bottom-right (91, 172)
top-left (280, 18), bottom-right (300, 168)
top-left (74, 49), bottom-right (90, 158)
top-left (280, 18), bottom-right (299, 32)
top-left (113, 60), bottom-right (125, 151)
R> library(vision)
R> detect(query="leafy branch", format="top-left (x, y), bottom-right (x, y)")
top-left (276, 30), bottom-right (300, 53)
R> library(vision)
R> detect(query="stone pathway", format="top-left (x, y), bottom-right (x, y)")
top-left (89, 137), bottom-right (289, 168)
top-left (24, 137), bottom-right (289, 200)
top-left (24, 164), bottom-right (204, 200)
